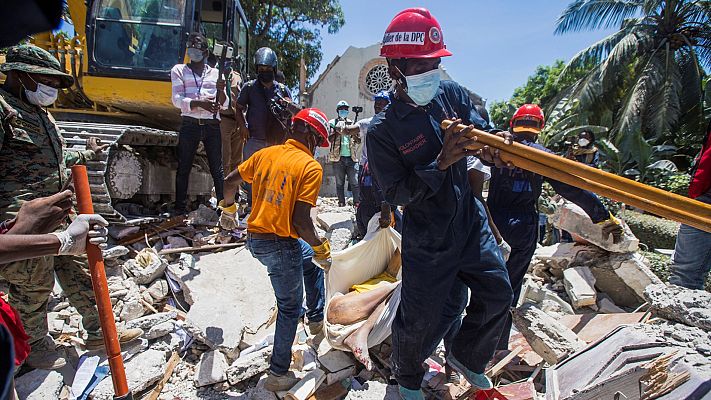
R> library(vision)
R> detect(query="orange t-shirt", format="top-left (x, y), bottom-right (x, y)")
top-left (238, 139), bottom-right (323, 238)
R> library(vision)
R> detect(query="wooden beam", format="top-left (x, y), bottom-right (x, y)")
top-left (145, 351), bottom-right (181, 400)
top-left (486, 346), bottom-right (523, 378)
top-left (158, 242), bottom-right (244, 255)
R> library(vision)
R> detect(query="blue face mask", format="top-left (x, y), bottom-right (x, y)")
top-left (405, 69), bottom-right (441, 106)
top-left (338, 109), bottom-right (349, 119)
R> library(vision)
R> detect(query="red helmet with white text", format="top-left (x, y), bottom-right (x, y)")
top-left (293, 108), bottom-right (330, 147)
top-left (510, 104), bottom-right (545, 134)
top-left (380, 8), bottom-right (452, 59)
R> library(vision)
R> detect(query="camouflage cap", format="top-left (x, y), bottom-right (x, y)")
top-left (0, 45), bottom-right (74, 88)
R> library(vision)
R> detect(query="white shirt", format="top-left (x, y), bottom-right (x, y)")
top-left (467, 156), bottom-right (491, 180)
top-left (356, 117), bottom-right (374, 166)
top-left (170, 63), bottom-right (228, 120)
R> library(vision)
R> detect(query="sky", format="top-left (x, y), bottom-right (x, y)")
top-left (314, 0), bottom-right (618, 104)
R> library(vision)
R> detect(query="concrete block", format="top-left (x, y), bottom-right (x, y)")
top-left (91, 349), bottom-right (166, 399)
top-left (172, 247), bottom-right (276, 357)
top-left (147, 279), bottom-right (170, 301)
top-left (596, 294), bottom-right (626, 313)
top-left (119, 298), bottom-right (145, 322)
top-left (512, 303), bottom-right (586, 365)
top-left (15, 369), bottom-right (65, 400)
top-left (145, 320), bottom-right (177, 340)
top-left (126, 250), bottom-right (167, 285)
top-left (195, 350), bottom-right (229, 387)
top-left (644, 284), bottom-right (711, 331)
top-left (317, 212), bottom-right (354, 232)
top-left (124, 311), bottom-right (177, 331)
top-left (551, 200), bottom-right (639, 253)
top-left (328, 228), bottom-right (352, 252)
top-left (226, 346), bottom-right (272, 385)
top-left (590, 252), bottom-right (662, 307)
top-left (102, 245), bottom-right (129, 260)
top-left (563, 267), bottom-right (597, 309)
top-left (318, 350), bottom-right (355, 373)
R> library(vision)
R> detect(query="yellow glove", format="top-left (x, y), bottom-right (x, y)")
top-left (597, 212), bottom-right (623, 243)
top-left (218, 200), bottom-right (238, 230)
top-left (311, 238), bottom-right (331, 270)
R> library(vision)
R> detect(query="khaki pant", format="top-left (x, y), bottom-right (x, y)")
top-left (1, 255), bottom-right (101, 347)
top-left (220, 115), bottom-right (245, 176)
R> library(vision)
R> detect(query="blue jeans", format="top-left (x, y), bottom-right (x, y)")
top-left (670, 196), bottom-right (711, 289)
top-left (247, 237), bottom-right (325, 375)
top-left (175, 119), bottom-right (224, 211)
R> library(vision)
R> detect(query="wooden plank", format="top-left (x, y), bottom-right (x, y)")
top-left (486, 346), bottom-right (523, 378)
top-left (559, 312), bottom-right (646, 343)
top-left (158, 242), bottom-right (243, 255)
top-left (162, 304), bottom-right (188, 321)
top-left (145, 351), bottom-right (181, 400)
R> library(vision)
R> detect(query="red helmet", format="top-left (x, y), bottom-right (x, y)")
top-left (293, 108), bottom-right (330, 147)
top-left (510, 104), bottom-right (545, 134)
top-left (380, 8), bottom-right (452, 59)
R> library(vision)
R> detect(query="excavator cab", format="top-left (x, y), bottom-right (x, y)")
top-left (87, 0), bottom-right (249, 80)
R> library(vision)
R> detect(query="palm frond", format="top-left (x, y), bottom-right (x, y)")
top-left (598, 27), bottom-right (656, 88)
top-left (644, 53), bottom-right (681, 141)
top-left (555, 0), bottom-right (644, 34)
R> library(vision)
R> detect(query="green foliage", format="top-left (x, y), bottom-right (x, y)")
top-left (618, 209), bottom-right (679, 250)
top-left (649, 173), bottom-right (692, 195)
top-left (554, 0), bottom-right (709, 164)
top-left (241, 0), bottom-right (345, 88)
top-left (488, 60), bottom-right (593, 129)
top-left (641, 250), bottom-right (711, 292)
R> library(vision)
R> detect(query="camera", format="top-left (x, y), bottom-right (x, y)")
top-left (352, 106), bottom-right (363, 114)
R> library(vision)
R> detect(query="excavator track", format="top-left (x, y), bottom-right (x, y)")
top-left (58, 121), bottom-right (212, 224)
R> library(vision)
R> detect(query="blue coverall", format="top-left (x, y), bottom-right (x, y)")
top-left (368, 80), bottom-right (514, 390)
top-left (487, 137), bottom-right (609, 349)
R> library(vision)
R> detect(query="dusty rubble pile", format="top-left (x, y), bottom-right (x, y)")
top-left (12, 199), bottom-right (711, 400)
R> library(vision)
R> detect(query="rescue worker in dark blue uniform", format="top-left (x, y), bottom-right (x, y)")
top-left (487, 104), bottom-right (624, 350)
top-left (367, 8), bottom-right (513, 399)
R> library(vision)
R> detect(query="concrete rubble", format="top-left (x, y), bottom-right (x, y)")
top-left (10, 196), bottom-right (710, 400)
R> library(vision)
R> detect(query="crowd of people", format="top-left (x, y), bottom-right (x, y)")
top-left (0, 6), bottom-right (709, 400)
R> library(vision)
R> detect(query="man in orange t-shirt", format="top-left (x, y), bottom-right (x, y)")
top-left (219, 108), bottom-right (331, 392)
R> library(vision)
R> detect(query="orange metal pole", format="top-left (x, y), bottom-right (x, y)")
top-left (71, 166), bottom-right (131, 398)
top-left (441, 120), bottom-right (711, 219)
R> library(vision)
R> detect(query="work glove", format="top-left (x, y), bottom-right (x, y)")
top-left (311, 238), bottom-right (332, 271)
top-left (498, 239), bottom-right (511, 262)
top-left (51, 214), bottom-right (109, 255)
top-left (218, 200), bottom-right (238, 230)
top-left (598, 212), bottom-right (624, 244)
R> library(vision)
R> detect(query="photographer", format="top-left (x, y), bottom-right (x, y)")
top-left (328, 101), bottom-right (359, 207)
top-left (235, 47), bottom-right (292, 160)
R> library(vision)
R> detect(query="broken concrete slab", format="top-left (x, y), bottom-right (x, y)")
top-left (327, 228), bottom-right (352, 252)
top-left (317, 212), bottom-right (354, 232)
top-left (344, 380), bottom-right (400, 400)
top-left (147, 279), bottom-right (169, 301)
top-left (15, 369), bottom-right (65, 400)
top-left (195, 350), bottom-right (229, 387)
top-left (518, 277), bottom-right (574, 317)
top-left (644, 284), bottom-right (711, 331)
top-left (563, 266), bottom-right (597, 309)
top-left (551, 199), bottom-right (639, 253)
top-left (318, 350), bottom-right (355, 373)
top-left (124, 311), bottom-right (177, 331)
top-left (226, 346), bottom-right (272, 385)
top-left (119, 298), bottom-right (144, 322)
top-left (589, 252), bottom-right (662, 307)
top-left (91, 349), bottom-right (166, 400)
top-left (558, 313), bottom-right (646, 343)
top-left (126, 249), bottom-right (168, 285)
top-left (102, 245), bottom-right (129, 260)
top-left (170, 247), bottom-right (275, 357)
top-left (596, 294), bottom-right (626, 313)
top-left (512, 303), bottom-right (586, 365)
top-left (145, 320), bottom-right (177, 340)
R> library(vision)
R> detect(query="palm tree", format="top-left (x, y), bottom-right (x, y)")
top-left (554, 0), bottom-right (710, 154)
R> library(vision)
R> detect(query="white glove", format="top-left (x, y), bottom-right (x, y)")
top-left (498, 239), bottom-right (511, 262)
top-left (51, 214), bottom-right (109, 255)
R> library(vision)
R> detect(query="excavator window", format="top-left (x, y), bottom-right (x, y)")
top-left (93, 0), bottom-right (186, 70)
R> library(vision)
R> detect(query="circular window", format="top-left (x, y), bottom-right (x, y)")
top-left (359, 59), bottom-right (393, 98)
top-left (365, 64), bottom-right (393, 95)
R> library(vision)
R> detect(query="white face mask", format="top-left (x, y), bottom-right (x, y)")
top-left (24, 76), bottom-right (58, 107)
top-left (404, 69), bottom-right (441, 106)
top-left (578, 138), bottom-right (590, 147)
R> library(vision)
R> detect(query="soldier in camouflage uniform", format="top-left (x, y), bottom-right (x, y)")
top-left (0, 45), bottom-right (142, 370)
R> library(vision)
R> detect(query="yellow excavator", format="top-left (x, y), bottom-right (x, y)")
top-left (29, 0), bottom-right (250, 223)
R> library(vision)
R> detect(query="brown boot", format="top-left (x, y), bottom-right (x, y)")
top-left (85, 327), bottom-right (144, 350)
top-left (264, 371), bottom-right (300, 392)
top-left (307, 320), bottom-right (323, 336)
top-left (25, 336), bottom-right (67, 370)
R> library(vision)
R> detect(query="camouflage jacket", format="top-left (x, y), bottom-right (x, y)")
top-left (0, 88), bottom-right (96, 221)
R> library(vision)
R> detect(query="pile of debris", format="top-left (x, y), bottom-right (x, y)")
top-left (12, 199), bottom-right (711, 400)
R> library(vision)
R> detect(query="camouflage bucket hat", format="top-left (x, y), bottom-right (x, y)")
top-left (0, 45), bottom-right (74, 88)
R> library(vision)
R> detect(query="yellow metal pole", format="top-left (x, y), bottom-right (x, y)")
top-left (441, 120), bottom-right (711, 220)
